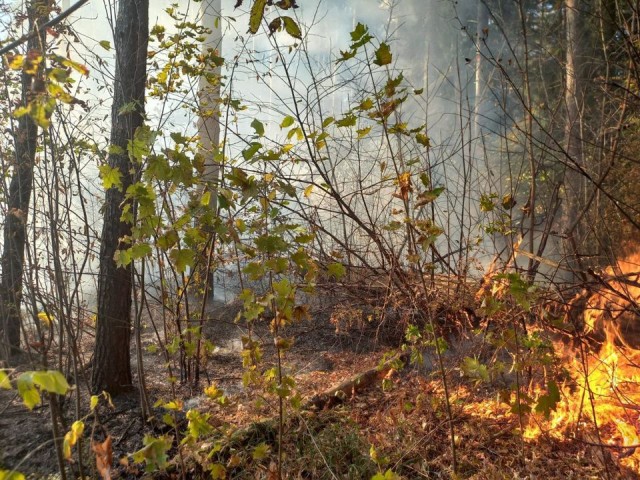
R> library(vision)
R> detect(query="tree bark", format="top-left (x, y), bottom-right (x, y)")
top-left (562, 0), bottom-right (586, 276)
top-left (473, 0), bottom-right (489, 140)
top-left (91, 0), bottom-right (148, 394)
top-left (0, 0), bottom-right (51, 361)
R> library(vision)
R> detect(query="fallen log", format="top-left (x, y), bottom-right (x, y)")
top-left (305, 351), bottom-right (410, 410)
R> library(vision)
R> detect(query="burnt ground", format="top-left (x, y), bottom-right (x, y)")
top-left (2, 291), bottom-right (639, 479)
top-left (0, 295), bottom-right (389, 478)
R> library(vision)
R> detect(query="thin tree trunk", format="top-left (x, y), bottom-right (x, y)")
top-left (193, 0), bottom-right (222, 384)
top-left (0, 0), bottom-right (51, 362)
top-left (198, 0), bottom-right (222, 206)
top-left (91, 0), bottom-right (148, 394)
top-left (474, 0), bottom-right (489, 140)
top-left (562, 0), bottom-right (585, 276)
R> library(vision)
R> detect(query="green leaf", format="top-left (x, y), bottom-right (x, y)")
top-left (210, 464), bottom-right (226, 479)
top-left (415, 187), bottom-right (444, 207)
top-left (327, 262), bottom-right (345, 280)
top-left (99, 40), bottom-right (111, 51)
top-left (16, 373), bottom-right (40, 410)
top-left (157, 230), bottom-right (179, 250)
top-left (251, 118), bottom-right (265, 136)
top-left (114, 249), bottom-right (132, 268)
top-left (280, 115), bottom-right (295, 128)
top-left (255, 234), bottom-right (288, 253)
top-left (359, 98), bottom-right (374, 111)
top-left (32, 371), bottom-right (69, 395)
top-left (0, 371), bottom-right (10, 390)
top-left (129, 243), bottom-right (152, 260)
top-left (252, 442), bottom-right (271, 460)
top-left (242, 142), bottom-right (262, 160)
top-left (118, 101), bottom-right (138, 115)
top-left (371, 470), bottom-right (401, 480)
top-left (374, 42), bottom-right (392, 66)
top-left (282, 16), bottom-right (302, 39)
top-left (416, 133), bottom-right (430, 148)
top-left (249, 0), bottom-right (268, 34)
top-left (351, 23), bottom-right (368, 42)
top-left (133, 435), bottom-right (172, 472)
top-left (99, 164), bottom-right (122, 191)
top-left (242, 261), bottom-right (265, 280)
top-left (337, 49), bottom-right (356, 63)
top-left (200, 191), bottom-right (212, 206)
top-left (170, 248), bottom-right (195, 273)
top-left (322, 117), bottom-right (334, 128)
top-left (461, 357), bottom-right (489, 383)
top-left (107, 144), bottom-right (125, 156)
top-left (535, 380), bottom-right (560, 419)
top-left (383, 221), bottom-right (402, 231)
top-left (128, 125), bottom-right (155, 163)
top-left (356, 126), bottom-right (372, 138)
top-left (186, 409), bottom-right (213, 440)
top-left (0, 470), bottom-right (26, 480)
top-left (480, 193), bottom-right (496, 212)
top-left (336, 114), bottom-right (357, 127)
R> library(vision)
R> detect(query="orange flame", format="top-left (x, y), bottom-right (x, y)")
top-left (528, 253), bottom-right (640, 471)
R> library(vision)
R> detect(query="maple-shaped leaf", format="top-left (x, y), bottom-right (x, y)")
top-left (374, 42), bottom-right (392, 66)
top-left (535, 380), bottom-right (561, 419)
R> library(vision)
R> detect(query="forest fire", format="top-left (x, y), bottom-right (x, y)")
top-left (526, 254), bottom-right (640, 472)
top-left (525, 341), bottom-right (640, 471)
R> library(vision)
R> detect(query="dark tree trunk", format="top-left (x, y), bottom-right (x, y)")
top-left (0, 0), bottom-right (51, 362)
top-left (91, 0), bottom-right (148, 394)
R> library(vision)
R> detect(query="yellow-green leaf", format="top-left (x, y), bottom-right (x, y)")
top-left (169, 248), bottom-right (195, 274)
top-left (280, 115), bottom-right (295, 128)
top-left (17, 374), bottom-right (40, 410)
top-left (249, 0), bottom-right (268, 34)
top-left (252, 442), bottom-right (270, 460)
top-left (98, 164), bottom-right (122, 191)
top-left (32, 370), bottom-right (69, 395)
top-left (0, 371), bottom-right (11, 390)
top-left (251, 118), bottom-right (265, 136)
top-left (282, 16), bottom-right (302, 39)
top-left (6, 54), bottom-right (24, 70)
top-left (303, 185), bottom-right (313, 198)
top-left (357, 126), bottom-right (371, 138)
top-left (374, 42), bottom-right (392, 66)
top-left (0, 470), bottom-right (26, 480)
top-left (327, 262), bottom-right (345, 280)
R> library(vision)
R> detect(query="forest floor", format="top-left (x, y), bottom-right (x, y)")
top-left (1, 291), bottom-right (639, 479)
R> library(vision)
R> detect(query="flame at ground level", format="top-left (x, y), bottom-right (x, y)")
top-left (526, 253), bottom-right (640, 472)
top-left (524, 341), bottom-right (640, 472)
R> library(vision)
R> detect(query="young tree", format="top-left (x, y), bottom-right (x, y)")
top-left (91, 0), bottom-right (149, 394)
top-left (0, 0), bottom-right (51, 361)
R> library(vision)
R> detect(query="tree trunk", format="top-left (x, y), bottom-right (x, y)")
top-left (193, 0), bottom-right (222, 384)
top-left (91, 0), bottom-right (148, 394)
top-left (0, 0), bottom-right (51, 362)
top-left (473, 0), bottom-right (489, 140)
top-left (198, 0), bottom-right (222, 208)
top-left (562, 0), bottom-right (585, 276)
